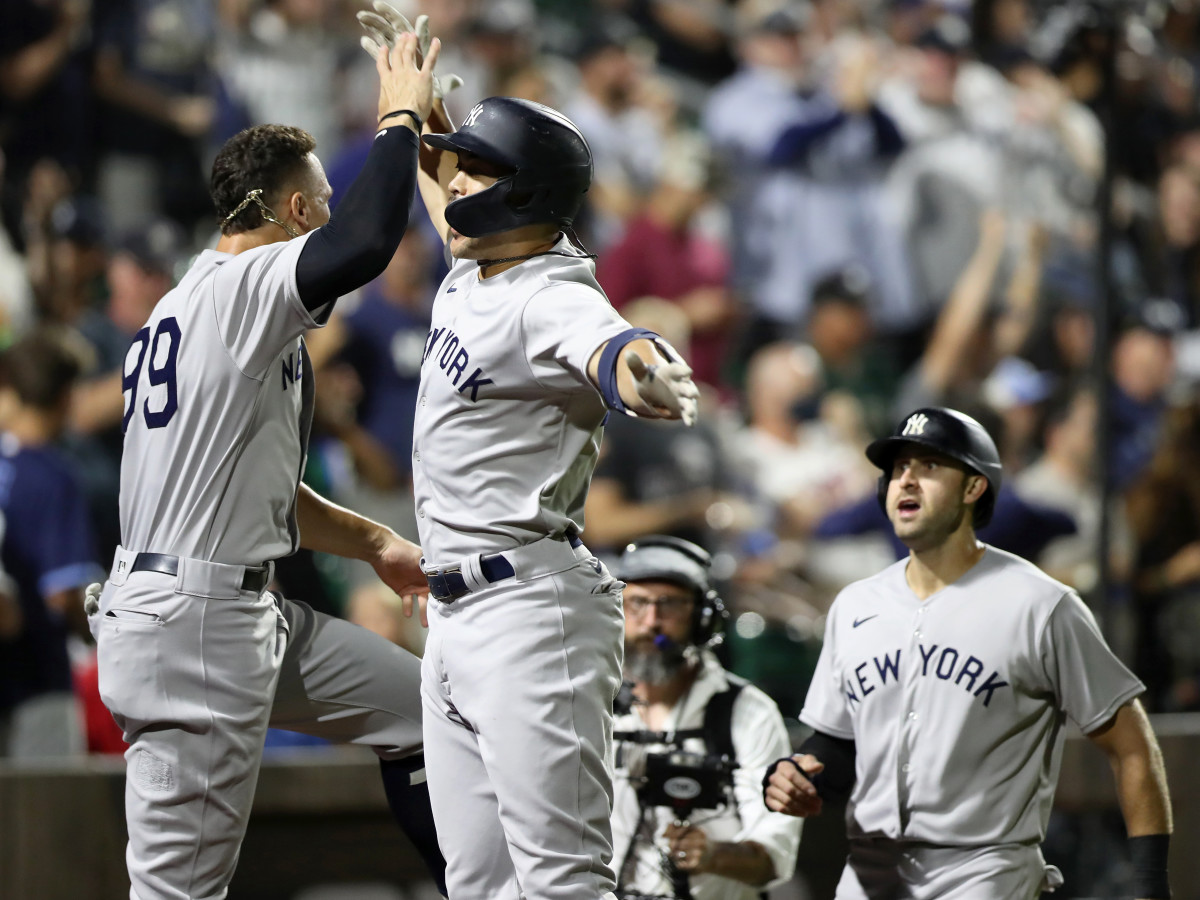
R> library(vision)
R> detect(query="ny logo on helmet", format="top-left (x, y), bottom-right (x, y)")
top-left (902, 413), bottom-right (929, 436)
top-left (463, 104), bottom-right (484, 128)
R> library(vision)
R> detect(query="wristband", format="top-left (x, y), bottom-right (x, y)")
top-left (379, 108), bottom-right (423, 129)
top-left (1129, 834), bottom-right (1171, 899)
top-left (597, 328), bottom-right (660, 413)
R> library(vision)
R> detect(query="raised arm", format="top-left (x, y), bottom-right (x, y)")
top-left (357, 4), bottom-right (463, 243)
top-left (294, 32), bottom-right (438, 309)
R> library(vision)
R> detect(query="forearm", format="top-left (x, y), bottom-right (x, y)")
top-left (0, 22), bottom-right (76, 102)
top-left (295, 126), bottom-right (419, 309)
top-left (417, 100), bottom-right (453, 238)
top-left (295, 482), bottom-right (392, 561)
top-left (1092, 702), bottom-right (1173, 836)
top-left (1110, 740), bottom-right (1173, 837)
top-left (93, 53), bottom-right (185, 128)
top-left (586, 337), bottom-right (668, 412)
top-left (702, 840), bottom-right (775, 887)
top-left (583, 484), bottom-right (708, 547)
top-left (341, 426), bottom-right (402, 491)
top-left (921, 229), bottom-right (1006, 390)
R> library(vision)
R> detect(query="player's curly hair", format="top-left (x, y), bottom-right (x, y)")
top-left (210, 124), bottom-right (317, 235)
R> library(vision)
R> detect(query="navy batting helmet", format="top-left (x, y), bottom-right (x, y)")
top-left (615, 536), bottom-right (727, 648)
top-left (866, 407), bottom-right (1003, 528)
top-left (423, 97), bottom-right (593, 238)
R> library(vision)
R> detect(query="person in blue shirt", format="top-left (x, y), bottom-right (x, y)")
top-left (0, 328), bottom-right (102, 757)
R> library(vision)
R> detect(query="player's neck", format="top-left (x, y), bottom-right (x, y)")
top-left (905, 530), bottom-right (986, 600)
top-left (216, 224), bottom-right (295, 255)
top-left (472, 230), bottom-right (561, 279)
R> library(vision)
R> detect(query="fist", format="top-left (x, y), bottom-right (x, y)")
top-left (764, 754), bottom-right (824, 818)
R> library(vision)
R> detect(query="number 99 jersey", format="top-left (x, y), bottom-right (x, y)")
top-left (119, 233), bottom-right (329, 566)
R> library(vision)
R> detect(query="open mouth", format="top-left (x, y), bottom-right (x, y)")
top-left (897, 499), bottom-right (920, 515)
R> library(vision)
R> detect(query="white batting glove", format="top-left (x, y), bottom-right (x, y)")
top-left (358, 3), bottom-right (464, 100)
top-left (83, 581), bottom-right (103, 616)
top-left (625, 350), bottom-right (699, 426)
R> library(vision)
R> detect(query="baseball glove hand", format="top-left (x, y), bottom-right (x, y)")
top-left (625, 349), bottom-right (699, 427)
top-left (358, 2), bottom-right (464, 100)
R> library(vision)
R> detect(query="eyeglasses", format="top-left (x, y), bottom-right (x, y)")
top-left (624, 595), bottom-right (694, 618)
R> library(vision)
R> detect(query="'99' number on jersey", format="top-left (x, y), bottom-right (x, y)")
top-left (123, 317), bottom-right (181, 432)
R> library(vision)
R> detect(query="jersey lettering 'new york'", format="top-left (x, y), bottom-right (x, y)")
top-left (119, 233), bottom-right (328, 565)
top-left (842, 643), bottom-right (1009, 708)
top-left (800, 546), bottom-right (1144, 846)
top-left (411, 239), bottom-right (627, 561)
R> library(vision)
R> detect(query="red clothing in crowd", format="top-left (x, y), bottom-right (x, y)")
top-left (597, 215), bottom-right (731, 390)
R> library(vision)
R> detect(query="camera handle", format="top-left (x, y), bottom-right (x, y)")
top-left (667, 815), bottom-right (695, 900)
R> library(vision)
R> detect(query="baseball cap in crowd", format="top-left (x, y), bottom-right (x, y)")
top-left (115, 218), bottom-right (187, 277)
top-left (1042, 255), bottom-right (1097, 312)
top-left (50, 197), bottom-right (107, 248)
top-left (1122, 297), bottom-right (1188, 337)
top-left (811, 264), bottom-right (872, 308)
top-left (575, 20), bottom-right (639, 62)
top-left (915, 15), bottom-right (971, 56)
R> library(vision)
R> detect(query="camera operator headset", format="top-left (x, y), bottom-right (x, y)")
top-left (611, 536), bottom-right (801, 900)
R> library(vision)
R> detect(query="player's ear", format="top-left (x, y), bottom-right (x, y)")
top-left (963, 474), bottom-right (987, 506)
top-left (289, 191), bottom-right (309, 229)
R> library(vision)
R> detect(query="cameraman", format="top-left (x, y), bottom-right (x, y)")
top-left (611, 537), bottom-right (802, 900)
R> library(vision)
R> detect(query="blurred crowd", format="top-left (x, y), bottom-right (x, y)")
top-left (4, 0), bottom-right (1200, 776)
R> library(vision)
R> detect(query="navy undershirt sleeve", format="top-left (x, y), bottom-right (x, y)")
top-left (296, 126), bottom-right (419, 311)
top-left (799, 730), bottom-right (857, 803)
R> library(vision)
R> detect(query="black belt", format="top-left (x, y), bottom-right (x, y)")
top-left (424, 531), bottom-right (583, 603)
top-left (130, 553), bottom-right (271, 593)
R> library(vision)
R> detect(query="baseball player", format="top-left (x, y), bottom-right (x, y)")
top-left (417, 98), bottom-right (697, 900)
top-left (611, 536), bottom-right (801, 900)
top-left (356, 12), bottom-right (700, 899)
top-left (764, 407), bottom-right (1174, 899)
top-left (93, 35), bottom-right (447, 899)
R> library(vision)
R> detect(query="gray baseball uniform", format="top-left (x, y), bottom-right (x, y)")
top-left (96, 232), bottom-right (426, 900)
top-left (414, 239), bottom-right (629, 900)
top-left (801, 545), bottom-right (1144, 899)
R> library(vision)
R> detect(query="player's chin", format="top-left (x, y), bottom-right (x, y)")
top-left (447, 233), bottom-right (475, 258)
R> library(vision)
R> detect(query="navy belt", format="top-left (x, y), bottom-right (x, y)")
top-left (131, 553), bottom-right (271, 594)
top-left (424, 531), bottom-right (583, 603)
top-left (425, 555), bottom-right (516, 602)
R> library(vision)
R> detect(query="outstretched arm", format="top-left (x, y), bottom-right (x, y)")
top-left (1087, 700), bottom-right (1173, 900)
top-left (586, 336), bottom-right (699, 425)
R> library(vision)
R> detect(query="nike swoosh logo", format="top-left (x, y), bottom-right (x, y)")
top-left (853, 615), bottom-right (879, 628)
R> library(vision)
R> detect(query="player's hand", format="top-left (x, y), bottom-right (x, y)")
top-left (625, 349), bottom-right (699, 426)
top-left (371, 533), bottom-right (432, 627)
top-left (664, 822), bottom-right (714, 873)
top-left (83, 581), bottom-right (103, 616)
top-left (358, 4), bottom-right (464, 101)
top-left (371, 31), bottom-right (440, 129)
top-left (764, 754), bottom-right (824, 817)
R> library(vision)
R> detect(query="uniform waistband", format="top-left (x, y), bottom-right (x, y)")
top-left (422, 532), bottom-right (590, 603)
top-left (110, 546), bottom-right (274, 599)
